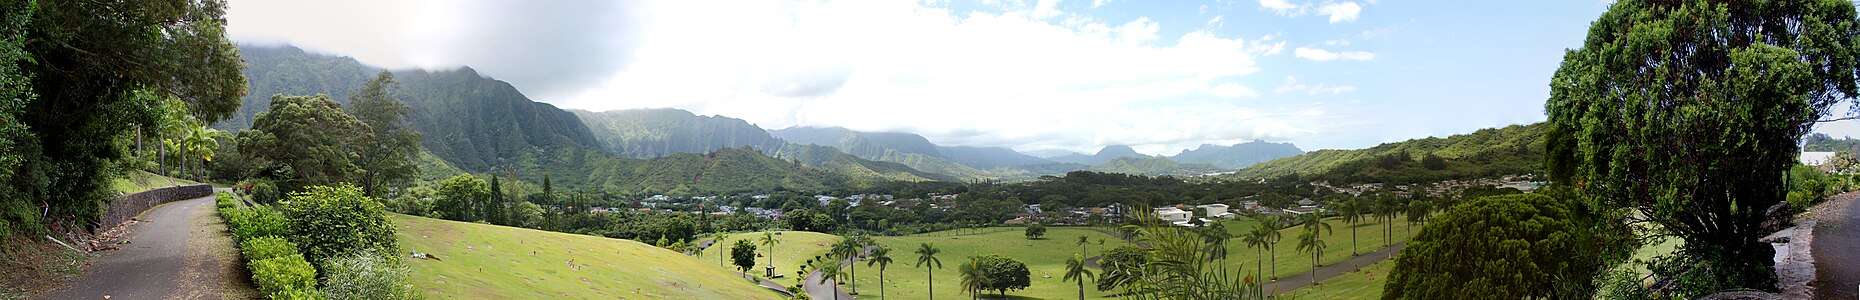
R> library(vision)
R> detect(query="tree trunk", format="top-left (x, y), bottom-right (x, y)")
top-left (1351, 221), bottom-right (1358, 256)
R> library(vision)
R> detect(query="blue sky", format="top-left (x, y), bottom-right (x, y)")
top-left (225, 0), bottom-right (1658, 155)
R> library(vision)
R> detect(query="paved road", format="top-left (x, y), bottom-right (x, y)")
top-left (36, 193), bottom-right (243, 300)
top-left (1815, 192), bottom-right (1860, 300)
top-left (802, 245), bottom-right (873, 300)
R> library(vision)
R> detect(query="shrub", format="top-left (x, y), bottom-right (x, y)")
top-left (232, 205), bottom-right (291, 242)
top-left (280, 185), bottom-right (398, 269)
top-left (251, 254), bottom-right (318, 296)
top-left (320, 252), bottom-right (419, 300)
top-left (268, 289), bottom-right (325, 300)
top-left (250, 179), bottom-right (282, 205)
top-left (216, 191), bottom-right (237, 210)
top-left (240, 236), bottom-right (300, 263)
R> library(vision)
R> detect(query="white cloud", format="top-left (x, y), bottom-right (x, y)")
top-left (1259, 0), bottom-right (1302, 15)
top-left (1316, 2), bottom-right (1362, 23)
top-left (1033, 0), bottom-right (1065, 19)
top-left (1205, 15), bottom-right (1225, 29)
top-left (546, 0), bottom-right (1305, 154)
top-left (1323, 39), bottom-right (1351, 46)
top-left (1092, 0), bottom-right (1114, 8)
top-left (1274, 76), bottom-right (1357, 95)
top-left (1293, 47), bottom-right (1375, 61)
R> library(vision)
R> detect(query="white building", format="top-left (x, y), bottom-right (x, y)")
top-left (1803, 152), bottom-right (1838, 166)
top-left (1196, 204), bottom-right (1233, 219)
top-left (1154, 207), bottom-right (1193, 226)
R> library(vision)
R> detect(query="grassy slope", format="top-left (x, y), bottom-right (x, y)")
top-left (1279, 258), bottom-right (1395, 299)
top-left (1229, 122), bottom-right (1544, 180)
top-left (1227, 216), bottom-right (1414, 281)
top-left (695, 231), bottom-right (842, 280)
top-left (111, 170), bottom-right (202, 194)
top-left (392, 214), bottom-right (780, 299)
top-left (848, 228), bottom-right (1134, 299)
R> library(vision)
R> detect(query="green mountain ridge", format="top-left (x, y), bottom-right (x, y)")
top-left (1229, 122), bottom-right (1547, 184)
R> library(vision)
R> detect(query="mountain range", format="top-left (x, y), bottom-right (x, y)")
top-left (227, 44), bottom-right (1307, 192)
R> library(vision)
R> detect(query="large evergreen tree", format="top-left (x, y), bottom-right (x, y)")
top-left (1546, 0), bottom-right (1860, 290)
top-left (238, 95), bottom-right (371, 192)
top-left (347, 71), bottom-right (422, 198)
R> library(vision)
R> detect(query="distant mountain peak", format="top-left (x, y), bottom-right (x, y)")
top-left (1096, 145), bottom-right (1144, 157)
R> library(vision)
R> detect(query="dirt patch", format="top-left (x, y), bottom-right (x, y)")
top-left (0, 235), bottom-right (87, 299)
top-left (1804, 191), bottom-right (1860, 225)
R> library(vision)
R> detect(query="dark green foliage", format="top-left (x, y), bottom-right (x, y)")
top-left (964, 254), bottom-right (1032, 295)
top-left (348, 71), bottom-right (423, 198)
top-left (1384, 194), bottom-right (1606, 299)
top-left (249, 179), bottom-right (283, 205)
top-left (1024, 223), bottom-right (1046, 239)
top-left (1545, 0), bottom-right (1860, 291)
top-left (230, 205), bottom-right (291, 242)
top-left (239, 94), bottom-right (371, 193)
top-left (731, 239), bottom-right (757, 276)
top-left (1802, 133), bottom-right (1860, 152)
top-left (1095, 245), bottom-right (1148, 291)
top-left (251, 254), bottom-right (319, 297)
top-left (240, 236), bottom-right (301, 263)
top-left (433, 174), bottom-right (488, 222)
top-left (572, 108), bottom-right (785, 159)
top-left (1090, 157), bottom-right (1226, 177)
top-left (4, 0), bottom-right (245, 233)
top-left (279, 185), bottom-right (399, 271)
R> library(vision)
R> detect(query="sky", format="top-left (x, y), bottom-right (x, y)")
top-left (225, 0), bottom-right (1645, 156)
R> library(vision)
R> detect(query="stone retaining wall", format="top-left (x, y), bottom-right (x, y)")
top-left (97, 184), bottom-right (212, 233)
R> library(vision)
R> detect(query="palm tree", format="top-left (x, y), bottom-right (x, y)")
top-left (1296, 209), bottom-right (1333, 285)
top-left (762, 232), bottom-right (782, 274)
top-left (867, 245), bottom-right (894, 300)
top-left (1076, 235), bottom-right (1091, 259)
top-left (1258, 215), bottom-right (1284, 279)
top-left (1406, 199), bottom-right (1432, 238)
top-left (1201, 221), bottom-right (1232, 261)
top-left (1117, 224), bottom-right (1144, 241)
top-left (817, 260), bottom-right (843, 300)
top-left (914, 243), bottom-right (943, 299)
top-left (958, 257), bottom-right (985, 300)
top-left (713, 232), bottom-right (730, 267)
top-left (1063, 254), bottom-right (1094, 300)
top-left (1335, 197), bottom-right (1362, 255)
top-left (1241, 223), bottom-right (1271, 282)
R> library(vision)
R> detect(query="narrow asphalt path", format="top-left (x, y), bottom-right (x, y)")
top-left (802, 245), bottom-right (872, 300)
top-left (1814, 192), bottom-right (1860, 299)
top-left (36, 191), bottom-right (245, 300)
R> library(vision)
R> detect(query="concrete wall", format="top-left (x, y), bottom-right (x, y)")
top-left (98, 184), bottom-right (212, 232)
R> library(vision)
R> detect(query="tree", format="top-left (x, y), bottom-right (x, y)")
top-left (1024, 222), bottom-right (1047, 239)
top-left (432, 174), bottom-right (488, 222)
top-left (713, 232), bottom-right (731, 267)
top-left (1240, 223), bottom-right (1271, 283)
top-left (1063, 254), bottom-right (1094, 300)
top-left (1094, 245), bottom-right (1146, 292)
top-left (1384, 194), bottom-right (1606, 299)
top-left (866, 245), bottom-right (893, 300)
top-left (913, 243), bottom-right (944, 299)
top-left (1256, 215), bottom-right (1284, 279)
top-left (347, 71), bottom-right (422, 198)
top-left (732, 239), bottom-right (758, 279)
top-left (1547, 0), bottom-right (1860, 290)
top-left (239, 94), bottom-right (371, 192)
top-left (511, 201), bottom-right (544, 229)
top-left (1405, 199), bottom-right (1431, 238)
top-left (1075, 235), bottom-right (1091, 260)
top-left (487, 174), bottom-right (505, 225)
top-left (6, 0), bottom-right (246, 232)
top-left (1295, 210), bottom-right (1332, 285)
top-left (1335, 197), bottom-right (1363, 255)
top-left (817, 259), bottom-right (843, 300)
top-left (1200, 221), bottom-right (1232, 261)
top-left (957, 257), bottom-right (984, 299)
top-left (761, 232), bottom-right (782, 273)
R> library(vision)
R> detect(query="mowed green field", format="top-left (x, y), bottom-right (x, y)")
top-left (847, 227), bottom-right (1133, 299)
top-left (1279, 258), bottom-right (1395, 299)
top-left (695, 231), bottom-right (842, 280)
top-left (1209, 216), bottom-right (1416, 281)
top-left (392, 214), bottom-right (782, 299)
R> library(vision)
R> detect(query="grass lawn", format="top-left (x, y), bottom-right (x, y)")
top-left (111, 170), bottom-right (201, 194)
top-left (1213, 216), bottom-right (1417, 282)
top-left (695, 231), bottom-right (842, 281)
top-left (393, 214), bottom-right (781, 299)
top-left (1278, 258), bottom-right (1395, 299)
top-left (847, 227), bottom-right (1133, 299)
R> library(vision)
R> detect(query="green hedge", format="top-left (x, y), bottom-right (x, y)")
top-left (251, 254), bottom-right (320, 297)
top-left (280, 185), bottom-right (398, 270)
top-left (230, 205), bottom-right (291, 242)
top-left (240, 236), bottom-right (300, 263)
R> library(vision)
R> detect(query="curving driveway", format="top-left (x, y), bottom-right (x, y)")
top-left (34, 191), bottom-right (250, 300)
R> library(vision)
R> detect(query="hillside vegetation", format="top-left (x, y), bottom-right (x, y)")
top-left (393, 214), bottom-right (781, 299)
top-left (1230, 123), bottom-right (1545, 184)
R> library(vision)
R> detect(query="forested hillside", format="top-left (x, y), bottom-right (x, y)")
top-left (1229, 122), bottom-right (1545, 184)
top-left (572, 108), bottom-right (785, 158)
top-left (1091, 157), bottom-right (1226, 177)
top-left (1169, 140), bottom-right (1304, 169)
